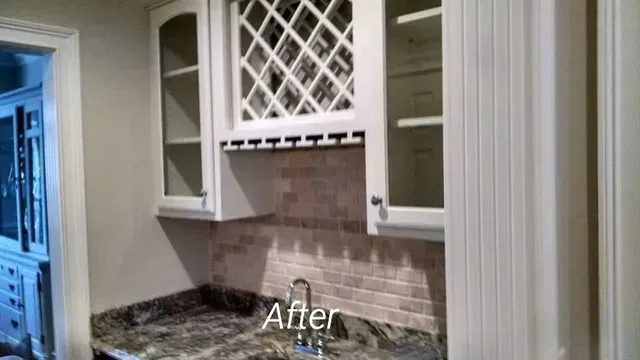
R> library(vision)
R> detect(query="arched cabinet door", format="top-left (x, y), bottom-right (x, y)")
top-left (149, 0), bottom-right (215, 220)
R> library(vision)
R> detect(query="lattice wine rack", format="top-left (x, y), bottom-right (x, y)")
top-left (223, 0), bottom-right (363, 150)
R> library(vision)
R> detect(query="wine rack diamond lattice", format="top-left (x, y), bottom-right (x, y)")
top-left (234, 0), bottom-right (354, 122)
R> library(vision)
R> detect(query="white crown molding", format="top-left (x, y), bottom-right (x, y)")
top-left (0, 16), bottom-right (76, 37)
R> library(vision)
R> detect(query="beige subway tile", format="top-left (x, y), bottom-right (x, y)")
top-left (264, 272), bottom-right (289, 286)
top-left (323, 270), bottom-right (342, 284)
top-left (360, 304), bottom-right (386, 321)
top-left (278, 251), bottom-right (298, 264)
top-left (398, 268), bottom-right (424, 284)
top-left (313, 282), bottom-right (335, 296)
top-left (333, 286), bottom-right (353, 300)
top-left (342, 274), bottom-right (363, 288)
top-left (330, 259), bottom-right (350, 273)
top-left (409, 315), bottom-right (438, 333)
top-left (287, 265), bottom-right (322, 281)
top-left (374, 293), bottom-right (399, 309)
top-left (373, 264), bottom-right (397, 280)
top-left (384, 281), bottom-right (411, 297)
top-left (313, 257), bottom-right (332, 269)
top-left (362, 277), bottom-right (385, 292)
top-left (266, 261), bottom-right (288, 275)
top-left (352, 262), bottom-right (373, 276)
top-left (409, 285), bottom-right (431, 300)
top-left (352, 289), bottom-right (375, 304)
top-left (386, 309), bottom-right (410, 325)
top-left (398, 298), bottom-right (424, 313)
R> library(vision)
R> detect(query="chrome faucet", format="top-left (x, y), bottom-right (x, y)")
top-left (285, 278), bottom-right (313, 346)
top-left (284, 278), bottom-right (332, 357)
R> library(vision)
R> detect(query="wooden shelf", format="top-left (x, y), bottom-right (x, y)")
top-left (395, 116), bottom-right (443, 128)
top-left (164, 136), bottom-right (201, 145)
top-left (389, 7), bottom-right (442, 42)
top-left (162, 65), bottom-right (199, 79)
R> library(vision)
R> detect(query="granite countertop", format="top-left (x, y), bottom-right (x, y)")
top-left (92, 305), bottom-right (445, 360)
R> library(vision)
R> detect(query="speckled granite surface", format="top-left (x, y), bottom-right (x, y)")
top-left (91, 285), bottom-right (447, 360)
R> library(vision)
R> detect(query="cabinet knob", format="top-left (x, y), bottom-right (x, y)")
top-left (11, 320), bottom-right (18, 329)
top-left (370, 195), bottom-right (383, 206)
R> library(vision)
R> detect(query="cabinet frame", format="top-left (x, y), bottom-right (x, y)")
top-left (358, 0), bottom-right (445, 241)
top-left (149, 0), bottom-right (216, 219)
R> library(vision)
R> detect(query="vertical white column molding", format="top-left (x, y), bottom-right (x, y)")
top-left (444, 0), bottom-right (589, 359)
top-left (599, 0), bottom-right (640, 359)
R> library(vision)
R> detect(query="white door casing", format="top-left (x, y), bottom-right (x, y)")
top-left (598, 0), bottom-right (640, 359)
top-left (0, 17), bottom-right (91, 360)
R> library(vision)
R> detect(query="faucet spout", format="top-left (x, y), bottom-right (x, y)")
top-left (285, 278), bottom-right (312, 311)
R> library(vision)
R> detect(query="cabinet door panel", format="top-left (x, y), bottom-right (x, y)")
top-left (0, 105), bottom-right (22, 252)
top-left (21, 99), bottom-right (47, 256)
top-left (20, 267), bottom-right (43, 353)
top-left (0, 302), bottom-right (23, 342)
top-left (360, 0), bottom-right (445, 239)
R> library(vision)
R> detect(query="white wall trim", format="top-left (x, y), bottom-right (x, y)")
top-left (598, 0), bottom-right (616, 357)
top-left (598, 1), bottom-right (640, 359)
top-left (0, 16), bottom-right (92, 360)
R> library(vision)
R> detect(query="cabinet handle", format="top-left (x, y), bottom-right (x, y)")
top-left (10, 320), bottom-right (18, 329)
top-left (370, 195), bottom-right (383, 206)
top-left (9, 298), bottom-right (15, 306)
top-left (200, 189), bottom-right (207, 198)
top-left (8, 284), bottom-right (15, 292)
top-left (8, 268), bottom-right (14, 275)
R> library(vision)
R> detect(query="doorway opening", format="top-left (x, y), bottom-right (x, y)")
top-left (0, 16), bottom-right (92, 360)
top-left (0, 44), bottom-right (54, 359)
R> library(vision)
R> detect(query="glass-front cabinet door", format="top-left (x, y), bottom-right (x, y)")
top-left (0, 89), bottom-right (47, 254)
top-left (361, 0), bottom-right (445, 241)
top-left (0, 105), bottom-right (21, 252)
top-left (149, 0), bottom-right (214, 219)
top-left (21, 99), bottom-right (47, 255)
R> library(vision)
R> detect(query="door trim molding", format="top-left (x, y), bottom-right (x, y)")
top-left (598, 1), bottom-right (640, 359)
top-left (598, 0), bottom-right (615, 357)
top-left (0, 16), bottom-right (92, 359)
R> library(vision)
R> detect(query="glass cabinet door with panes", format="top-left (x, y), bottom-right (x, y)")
top-left (149, 0), bottom-right (215, 220)
top-left (0, 85), bottom-right (47, 255)
top-left (360, 0), bottom-right (445, 241)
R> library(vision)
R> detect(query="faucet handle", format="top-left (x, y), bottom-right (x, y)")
top-left (314, 331), bottom-right (334, 357)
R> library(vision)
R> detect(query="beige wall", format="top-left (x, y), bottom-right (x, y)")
top-left (0, 0), bottom-right (210, 313)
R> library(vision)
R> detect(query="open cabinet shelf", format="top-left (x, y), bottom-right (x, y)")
top-left (162, 65), bottom-right (199, 79)
top-left (390, 6), bottom-right (442, 27)
top-left (388, 6), bottom-right (442, 43)
top-left (164, 136), bottom-right (201, 145)
top-left (395, 115), bottom-right (443, 128)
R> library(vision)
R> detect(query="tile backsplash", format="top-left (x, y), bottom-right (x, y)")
top-left (210, 147), bottom-right (446, 334)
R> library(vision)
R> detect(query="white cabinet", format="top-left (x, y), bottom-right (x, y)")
top-left (148, 0), bottom-right (273, 221)
top-left (149, 0), bottom-right (215, 220)
top-left (0, 254), bottom-right (53, 359)
top-left (358, 0), bottom-right (445, 241)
